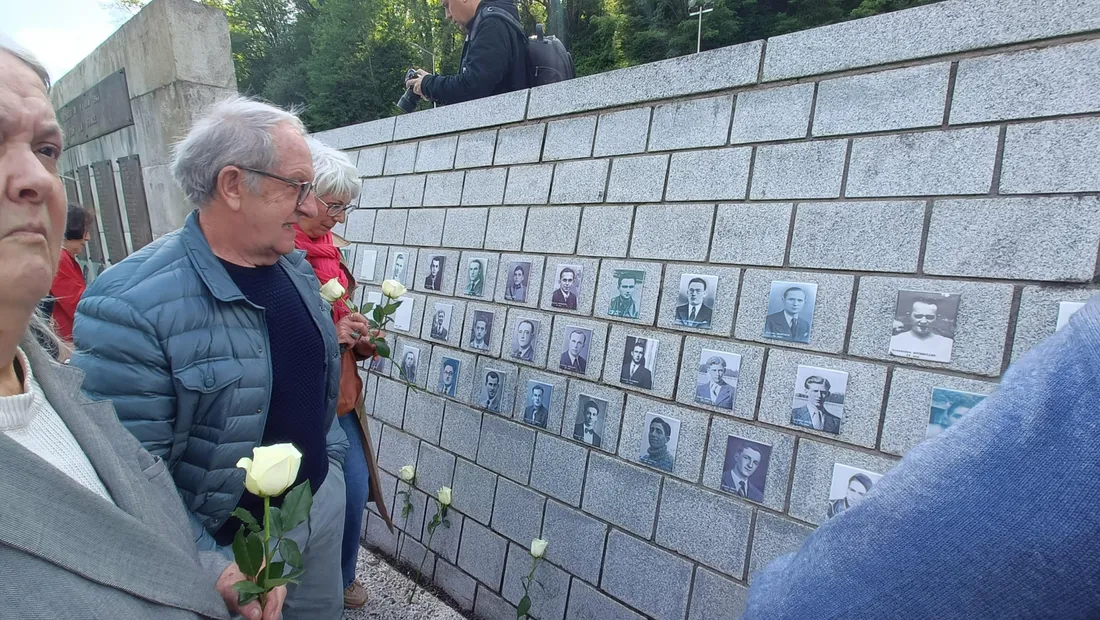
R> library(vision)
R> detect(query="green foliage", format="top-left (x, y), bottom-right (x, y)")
top-left (231, 482), bottom-right (315, 608)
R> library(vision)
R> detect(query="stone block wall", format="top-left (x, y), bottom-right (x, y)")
top-left (316, 1), bottom-right (1100, 617)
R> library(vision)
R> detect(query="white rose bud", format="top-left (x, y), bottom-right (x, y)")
top-left (236, 443), bottom-right (302, 498)
top-left (381, 279), bottom-right (407, 299)
top-left (437, 486), bottom-right (452, 506)
top-left (530, 538), bottom-right (548, 559)
top-left (319, 278), bottom-right (346, 303)
top-left (399, 465), bottom-right (416, 482)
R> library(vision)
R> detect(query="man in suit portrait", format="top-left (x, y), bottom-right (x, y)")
top-left (512, 319), bottom-right (536, 361)
top-left (504, 264), bottom-right (527, 302)
top-left (392, 252), bottom-right (407, 283)
top-left (721, 442), bottom-right (765, 501)
top-left (765, 286), bottom-right (811, 342)
top-left (400, 349), bottom-right (418, 383)
top-left (675, 277), bottom-right (713, 328)
top-left (551, 267), bottom-right (578, 310)
top-left (465, 259), bottom-right (484, 296)
top-left (828, 472), bottom-right (875, 519)
top-left (480, 371), bottom-right (502, 412)
top-left (430, 308), bottom-right (450, 340)
top-left (523, 384), bottom-right (549, 428)
top-left (607, 273), bottom-right (639, 319)
top-left (620, 339), bottom-right (653, 389)
top-left (423, 256), bottom-right (443, 290)
top-left (573, 399), bottom-right (603, 447)
top-left (695, 355), bottom-right (734, 410)
top-left (470, 314), bottom-right (490, 351)
top-left (559, 329), bottom-right (588, 373)
top-left (791, 375), bottom-right (842, 434)
top-left (438, 358), bottom-right (460, 396)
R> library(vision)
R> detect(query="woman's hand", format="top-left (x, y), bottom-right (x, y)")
top-left (336, 313), bottom-right (372, 348)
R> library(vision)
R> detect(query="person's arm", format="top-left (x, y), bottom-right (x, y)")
top-left (421, 19), bottom-right (516, 105)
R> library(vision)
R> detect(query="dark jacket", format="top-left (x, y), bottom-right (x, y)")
top-left (422, 0), bottom-right (530, 105)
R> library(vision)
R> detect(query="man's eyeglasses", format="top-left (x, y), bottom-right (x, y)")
top-left (317, 197), bottom-right (358, 217)
top-left (237, 166), bottom-right (314, 206)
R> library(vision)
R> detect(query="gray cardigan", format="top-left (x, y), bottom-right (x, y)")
top-left (0, 336), bottom-right (230, 619)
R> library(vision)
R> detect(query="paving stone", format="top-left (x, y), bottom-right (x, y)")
top-left (789, 201), bottom-right (924, 272)
top-left (459, 301), bottom-right (508, 358)
top-left (750, 140), bottom-right (846, 200)
top-left (543, 116), bottom-right (597, 161)
top-left (460, 169), bottom-right (507, 206)
top-left (495, 124), bottom-right (546, 166)
top-left (689, 567), bottom-right (749, 620)
top-left (847, 127), bottom-right (999, 197)
top-left (666, 148), bottom-right (752, 202)
top-left (593, 107), bottom-right (652, 157)
top-left (601, 531), bottom-right (693, 620)
top-left (702, 416), bottom-right (794, 512)
top-left (648, 95), bottom-right (734, 152)
top-left (562, 379), bottom-right (625, 453)
top-left (442, 207), bottom-right (489, 249)
top-left (455, 130), bottom-right (497, 169)
top-left (404, 207), bottom-right (446, 246)
top-left (476, 414), bottom-right (537, 484)
top-left (423, 171), bottom-right (465, 207)
top-left (373, 377), bottom-right (408, 428)
top-left (420, 296), bottom-right (468, 349)
top-left (491, 478), bottom-right (547, 545)
top-left (354, 145), bottom-right (387, 177)
top-left (606, 154), bottom-right (668, 203)
top-left (415, 136), bottom-right (458, 172)
top-left (788, 439), bottom-right (898, 526)
top-left (880, 368), bottom-right (998, 457)
top-left (734, 269), bottom-right (854, 354)
top-left (593, 259), bottom-right (664, 328)
top-left (475, 585), bottom-right (516, 619)
top-left (549, 317), bottom-right (610, 384)
top-left (813, 63), bottom-right (950, 136)
top-left (502, 542), bottom-right (571, 620)
top-left (655, 263), bottom-right (741, 337)
top-left (457, 519), bottom-right (508, 590)
top-left (373, 209), bottom-right (408, 244)
top-left (541, 501), bottom-right (607, 585)
top-left (1011, 285), bottom-right (1099, 363)
top-left (1000, 117), bottom-right (1100, 195)
top-left (576, 205), bottom-right (633, 258)
top-left (492, 254), bottom-right (546, 310)
top-left (675, 337), bottom-right (764, 421)
top-left (451, 458), bottom-right (497, 525)
top-left (484, 207), bottom-right (528, 251)
top-left (710, 202), bottom-right (791, 267)
top-left (656, 479), bottom-right (752, 578)
top-left (384, 143), bottom-right (418, 176)
top-left (378, 423), bottom-right (420, 478)
top-left (434, 560), bottom-right (477, 610)
top-left (404, 387), bottom-right (445, 443)
top-left (582, 453), bottom-right (660, 537)
top-left (630, 204), bottom-right (714, 261)
top-left (522, 207), bottom-right (581, 254)
top-left (504, 164), bottom-right (553, 205)
top-left (469, 358), bottom-right (519, 417)
top-left (504, 311), bottom-right (556, 371)
top-left (393, 89), bottom-right (528, 140)
top-left (550, 159), bottom-right (610, 204)
top-left (730, 83), bottom-right (814, 143)
top-left (312, 116), bottom-right (394, 149)
top-left (566, 579), bottom-right (644, 620)
top-left (529, 432), bottom-right (589, 507)
top-left (601, 324), bottom-right (682, 400)
top-left (344, 209), bottom-right (376, 243)
top-left (457, 251), bottom-right (500, 301)
top-left (440, 402), bottom-right (483, 461)
top-left (746, 512), bottom-right (813, 582)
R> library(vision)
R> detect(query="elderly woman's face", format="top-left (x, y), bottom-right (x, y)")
top-left (298, 193), bottom-right (346, 239)
top-left (0, 52), bottom-right (67, 311)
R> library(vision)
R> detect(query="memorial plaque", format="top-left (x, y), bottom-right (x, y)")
top-left (92, 160), bottom-right (128, 262)
top-left (76, 166), bottom-right (105, 264)
top-left (57, 70), bottom-right (134, 147)
top-left (62, 174), bottom-right (78, 205)
top-left (117, 155), bottom-right (153, 251)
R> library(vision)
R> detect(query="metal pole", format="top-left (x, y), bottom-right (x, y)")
top-left (697, 9), bottom-right (702, 53)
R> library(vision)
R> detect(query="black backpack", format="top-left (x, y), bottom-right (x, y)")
top-left (477, 7), bottom-right (576, 87)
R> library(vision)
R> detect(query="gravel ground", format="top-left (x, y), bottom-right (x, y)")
top-left (341, 545), bottom-right (467, 620)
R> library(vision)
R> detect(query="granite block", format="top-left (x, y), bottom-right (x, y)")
top-left (344, 209), bottom-right (376, 243)
top-left (541, 501), bottom-right (607, 584)
top-left (451, 458), bottom-right (497, 525)
top-left (413, 249), bottom-right (459, 295)
top-left (606, 154), bottom-right (669, 203)
top-left (566, 579), bottom-right (645, 620)
top-left (457, 519), bottom-right (508, 590)
top-left (373, 209), bottom-right (408, 245)
top-left (550, 159), bottom-right (610, 204)
top-left (495, 124), bottom-right (546, 166)
top-left (403, 388), bottom-right (444, 443)
top-left (747, 512), bottom-right (813, 582)
top-left (1011, 285), bottom-right (1099, 363)
top-left (1000, 117), bottom-right (1100, 194)
top-left (880, 368), bottom-right (998, 457)
top-left (582, 453), bottom-right (661, 537)
top-left (364, 511), bottom-right (400, 557)
top-left (813, 63), bottom-right (950, 136)
top-left (455, 130), bottom-right (498, 169)
top-left (312, 117), bottom-right (394, 149)
top-left (789, 201), bottom-right (925, 272)
top-left (522, 208), bottom-right (581, 254)
top-left (457, 251), bottom-right (500, 301)
top-left (601, 325), bottom-right (682, 399)
top-left (730, 83), bottom-right (814, 143)
top-left (788, 439), bottom-right (898, 526)
top-left (490, 478), bottom-right (546, 545)
top-left (689, 567), bottom-right (749, 620)
top-left (502, 542), bottom-right (571, 620)
top-left (593, 259), bottom-right (663, 327)
top-left (403, 207), bottom-right (445, 246)
top-left (750, 140), bottom-right (846, 200)
top-left (460, 169), bottom-right (507, 206)
top-left (529, 432), bottom-right (588, 507)
top-left (549, 317), bottom-right (609, 383)
top-left (360, 176), bottom-right (395, 209)
top-left (734, 269), bottom-right (855, 354)
top-left (442, 207), bottom-right (489, 249)
top-left (384, 142), bottom-right (418, 176)
top-left (476, 414), bottom-right (537, 484)
top-left (656, 264), bottom-right (741, 337)
top-left (602, 531), bottom-right (693, 620)
top-left (393, 89), bottom-right (528, 140)
top-left (504, 164), bottom-right (553, 205)
top-left (415, 441), bottom-right (456, 496)
top-left (485, 207), bottom-right (529, 251)
top-left (475, 586), bottom-right (516, 619)
top-left (378, 423), bottom-right (420, 477)
top-left (576, 205), bottom-right (633, 258)
top-left (543, 116), bottom-right (597, 161)
top-left (593, 107), bottom-right (652, 157)
top-left (630, 204), bottom-right (715, 261)
top-left (434, 560), bottom-right (476, 610)
top-left (397, 485), bottom-right (429, 540)
top-left (420, 296), bottom-right (468, 349)
top-left (423, 171), bottom-right (465, 207)
top-left (398, 529), bottom-right (435, 578)
top-left (373, 377), bottom-right (408, 428)
top-left (710, 202), bottom-right (791, 267)
top-left (504, 310), bottom-right (555, 370)
top-left (354, 145), bottom-right (387, 177)
top-left (562, 379), bottom-right (625, 453)
top-left (391, 174), bottom-right (426, 207)
top-left (847, 127), bottom-right (999, 197)
top-left (514, 368), bottom-right (568, 433)
top-left (415, 136), bottom-right (458, 172)
top-left (441, 401), bottom-right (483, 461)
top-left (470, 358), bottom-right (519, 417)
top-left (675, 337), bottom-right (765, 421)
top-left (702, 416), bottom-right (794, 512)
top-left (460, 301), bottom-right (508, 358)
top-left (539, 257), bottom-right (599, 317)
top-left (666, 147), bottom-right (752, 202)
top-left (656, 479), bottom-right (752, 578)
top-left (648, 95), bottom-right (734, 152)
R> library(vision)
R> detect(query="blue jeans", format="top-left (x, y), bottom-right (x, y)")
top-left (338, 413), bottom-right (370, 589)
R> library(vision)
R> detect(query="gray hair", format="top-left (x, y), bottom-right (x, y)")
top-left (171, 96), bottom-right (306, 206)
top-left (306, 138), bottom-right (360, 204)
top-left (0, 36), bottom-right (51, 90)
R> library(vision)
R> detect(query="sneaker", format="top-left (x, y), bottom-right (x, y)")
top-left (343, 580), bottom-right (368, 608)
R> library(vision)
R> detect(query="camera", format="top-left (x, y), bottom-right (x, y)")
top-left (397, 68), bottom-right (421, 114)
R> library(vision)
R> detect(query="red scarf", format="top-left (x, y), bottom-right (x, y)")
top-left (294, 226), bottom-right (350, 324)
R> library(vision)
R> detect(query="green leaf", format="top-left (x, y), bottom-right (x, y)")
top-left (268, 506), bottom-right (285, 534)
top-left (236, 591), bottom-right (260, 607)
top-left (231, 508), bottom-right (262, 534)
top-left (281, 537), bottom-right (304, 569)
top-left (382, 302), bottom-right (400, 316)
top-left (374, 340), bottom-right (390, 359)
top-left (517, 595), bottom-right (532, 618)
top-left (362, 302), bottom-right (376, 315)
top-left (442, 517), bottom-right (451, 528)
top-left (233, 580), bottom-right (266, 596)
top-left (373, 305), bottom-right (384, 324)
top-left (264, 566), bottom-right (306, 588)
top-left (281, 481), bottom-right (314, 532)
top-left (257, 561), bottom-right (285, 588)
top-left (232, 529), bottom-right (264, 577)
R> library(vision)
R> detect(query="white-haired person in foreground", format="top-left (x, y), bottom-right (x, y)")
top-left (71, 95), bottom-right (354, 618)
top-left (0, 40), bottom-right (283, 619)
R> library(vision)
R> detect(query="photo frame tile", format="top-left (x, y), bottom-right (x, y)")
top-left (617, 396), bottom-right (707, 482)
top-left (354, 245), bottom-right (388, 284)
top-left (515, 368), bottom-right (567, 434)
top-left (676, 338), bottom-right (764, 420)
top-left (637, 413), bottom-right (681, 474)
top-left (826, 463), bottom-right (884, 520)
top-left (540, 258), bottom-right (600, 316)
top-left (926, 386), bottom-right (987, 439)
top-left (504, 308), bottom-right (553, 368)
top-left (735, 270), bottom-right (855, 354)
top-left (762, 281), bottom-right (819, 344)
top-left (389, 336), bottom-right (431, 389)
top-left (1056, 301), bottom-right (1086, 331)
top-left (494, 254), bottom-right (546, 308)
top-left (550, 317), bottom-right (609, 383)
top-left (878, 369), bottom-right (996, 456)
top-left (702, 418), bottom-right (794, 511)
top-left (595, 260), bottom-right (663, 326)
top-left (457, 251), bottom-right (500, 301)
top-left (471, 358), bottom-right (518, 416)
top-left (461, 303), bottom-right (507, 357)
top-left (365, 289), bottom-right (424, 334)
top-left (502, 260), bottom-right (535, 303)
top-left (415, 250), bottom-right (460, 295)
top-left (601, 325), bottom-right (683, 399)
top-left (718, 435), bottom-right (771, 502)
top-left (657, 265), bottom-right (741, 336)
top-left (787, 439), bottom-right (896, 526)
top-left (1010, 286), bottom-right (1096, 364)
top-left (365, 330), bottom-right (395, 375)
top-left (692, 349), bottom-right (741, 412)
top-left (789, 365), bottom-right (848, 436)
top-left (420, 296), bottom-right (467, 349)
top-left (337, 243), bottom-right (357, 277)
top-left (385, 247), bottom-right (419, 288)
top-left (427, 347), bottom-right (475, 402)
top-left (563, 379), bottom-right (624, 453)
top-left (889, 290), bottom-right (962, 364)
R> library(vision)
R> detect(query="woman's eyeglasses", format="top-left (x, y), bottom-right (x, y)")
top-left (317, 198), bottom-right (357, 217)
top-left (236, 166), bottom-right (314, 207)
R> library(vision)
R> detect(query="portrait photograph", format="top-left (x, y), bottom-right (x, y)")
top-left (370, 353), bottom-right (389, 374)
top-left (790, 365), bottom-right (848, 435)
top-left (675, 273), bottom-right (718, 329)
top-left (827, 463), bottom-right (883, 519)
top-left (889, 290), bottom-right (961, 363)
top-left (423, 255), bottom-right (445, 291)
top-left (398, 346), bottom-right (420, 383)
top-left (469, 310), bottom-right (493, 351)
top-left (763, 281), bottom-right (817, 344)
top-left (391, 296), bottom-right (414, 332)
top-left (429, 303), bottom-right (453, 341)
top-left (551, 265), bottom-right (583, 310)
top-left (477, 369), bottom-right (505, 413)
top-left (437, 357), bottom-right (461, 396)
top-left (558, 326), bottom-right (592, 374)
top-left (511, 318), bottom-right (540, 362)
top-left (619, 336), bottom-right (658, 390)
top-left (607, 269), bottom-right (644, 319)
top-left (720, 435), bottom-right (772, 502)
top-left (357, 249), bottom-right (377, 282)
top-left (638, 413), bottom-right (680, 473)
top-left (504, 260), bottom-right (532, 302)
top-left (465, 258), bottom-right (486, 297)
top-left (522, 381), bottom-right (553, 429)
top-left (694, 349), bottom-right (741, 411)
top-left (927, 387), bottom-right (987, 439)
top-left (391, 251), bottom-right (409, 285)
top-left (1057, 300), bottom-right (1086, 332)
top-left (339, 246), bottom-right (354, 268)
top-left (573, 395), bottom-right (607, 448)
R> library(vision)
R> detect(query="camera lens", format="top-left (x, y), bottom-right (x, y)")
top-left (397, 89), bottom-right (420, 113)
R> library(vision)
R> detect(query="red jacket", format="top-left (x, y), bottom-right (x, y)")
top-left (50, 249), bottom-right (85, 341)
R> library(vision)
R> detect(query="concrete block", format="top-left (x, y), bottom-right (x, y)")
top-left (413, 249), bottom-right (460, 295)
top-left (593, 259), bottom-right (663, 327)
top-left (563, 379), bottom-right (625, 453)
top-left (543, 116), bottom-right (597, 161)
top-left (460, 301), bottom-right (508, 358)
top-left (528, 42), bottom-right (762, 118)
top-left (666, 147), bottom-right (752, 202)
top-left (415, 441), bottom-right (455, 495)
top-left (360, 177), bottom-right (394, 208)
top-left (354, 146), bottom-right (386, 177)
top-left (504, 164), bottom-right (553, 205)
top-left (373, 377), bottom-right (408, 428)
top-left (493, 253), bottom-right (546, 309)
top-left (455, 130), bottom-right (497, 169)
top-left (656, 479), bottom-right (752, 578)
top-left (539, 257), bottom-right (600, 317)
top-left (848, 276), bottom-right (1013, 376)
top-left (384, 142), bottom-right (418, 176)
top-left (734, 269), bottom-right (854, 354)
top-left (415, 136), bottom-right (458, 172)
top-left (702, 416), bottom-right (794, 512)
top-left (711, 202), bottom-right (791, 267)
top-left (344, 210), bottom-right (376, 243)
top-left (514, 368), bottom-right (568, 432)
top-left (602, 531), bottom-right (693, 620)
top-left (577, 205), bottom-right (633, 258)
top-left (925, 197), bottom-right (1100, 282)
top-left (404, 207), bottom-right (445, 246)
top-left (420, 295), bottom-right (468, 349)
top-left (550, 159), bottom-right (610, 204)
top-left (372, 209), bottom-right (408, 244)
top-left (491, 478), bottom-right (546, 545)
top-left (880, 368), bottom-right (998, 457)
top-left (758, 349), bottom-right (888, 448)
top-left (457, 251), bottom-right (500, 301)
top-left (630, 204), bottom-right (715, 261)
top-left (311, 117), bottom-right (394, 149)
top-left (451, 458), bottom-right (497, 525)
top-left (1011, 286), bottom-right (1099, 363)
top-left (789, 201), bottom-right (925, 272)
top-left (368, 463), bottom-right (396, 518)
top-left (649, 95), bottom-right (734, 152)
top-left (404, 388), bottom-right (444, 443)
top-left (730, 83), bottom-right (814, 144)
top-left (542, 501), bottom-right (607, 584)
top-left (606, 154), bottom-right (669, 203)
top-left (549, 317), bottom-right (610, 383)
top-left (378, 423), bottom-right (420, 477)
top-left (788, 439), bottom-right (897, 526)
top-left (676, 337), bottom-right (764, 421)
top-left (423, 171), bottom-right (465, 207)
top-left (440, 402), bottom-right (483, 461)
top-left (470, 358), bottom-right (519, 416)
top-left (383, 245), bottom-right (419, 288)
top-left (582, 453), bottom-right (661, 537)
top-left (566, 579), bottom-right (645, 620)
top-left (434, 560), bottom-right (476, 610)
top-left (475, 586), bottom-right (516, 619)
top-left (813, 63), bottom-right (950, 137)
top-left (442, 208), bottom-right (489, 249)
top-left (690, 568), bottom-right (749, 620)
top-left (656, 264), bottom-right (741, 337)
top-left (485, 207), bottom-right (528, 251)
top-left (1001, 117), bottom-right (1100, 194)
top-left (457, 518), bottom-right (508, 590)
top-left (601, 325), bottom-right (682, 399)
top-left (523, 207), bottom-right (581, 254)
top-left (504, 311), bottom-right (555, 370)
top-left (495, 124), bottom-right (546, 166)
top-left (951, 39), bottom-right (1100, 124)
top-left (364, 511), bottom-right (399, 557)
top-left (594, 107), bottom-right (652, 157)
top-left (460, 169), bottom-right (507, 206)
top-left (847, 127), bottom-right (999, 197)
top-left (426, 347), bottom-right (475, 404)
top-left (394, 89), bottom-right (528, 141)
top-left (397, 483), bottom-right (428, 540)
top-left (477, 415), bottom-right (537, 484)
top-left (750, 140), bottom-right (846, 200)
top-left (747, 512), bottom-right (813, 581)
top-left (619, 395), bottom-right (708, 482)
top-left (361, 372), bottom-right (380, 418)
top-left (502, 543), bottom-right (571, 620)
top-left (529, 433), bottom-right (588, 507)
top-left (762, 0), bottom-right (1100, 80)
top-left (392, 174), bottom-right (426, 207)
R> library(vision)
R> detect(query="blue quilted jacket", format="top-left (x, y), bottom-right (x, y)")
top-left (71, 211), bottom-right (348, 551)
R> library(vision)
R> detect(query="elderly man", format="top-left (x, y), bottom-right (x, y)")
top-left (72, 97), bottom-right (360, 619)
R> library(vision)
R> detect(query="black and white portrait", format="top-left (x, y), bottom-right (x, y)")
top-left (522, 381), bottom-right (552, 429)
top-left (1056, 301), bottom-right (1085, 332)
top-left (675, 274), bottom-right (718, 329)
top-left (465, 258), bottom-right (485, 297)
top-left (551, 265), bottom-right (582, 310)
top-left (391, 251), bottom-right (408, 285)
top-left (827, 463), bottom-right (883, 519)
top-left (890, 290), bottom-right (961, 363)
top-left (511, 318), bottom-right (540, 362)
top-left (504, 260), bottom-right (531, 302)
top-left (763, 281), bottom-right (817, 344)
top-left (720, 435), bottom-right (772, 502)
top-left (469, 310), bottom-right (493, 351)
top-left (437, 357), bottom-right (460, 396)
top-left (392, 296), bottom-right (413, 332)
top-left (429, 303), bottom-right (452, 341)
top-left (927, 387), bottom-right (986, 439)
top-left (607, 269), bottom-right (644, 319)
top-left (572, 396), bottom-right (606, 448)
top-left (790, 365), bottom-right (847, 435)
top-left (638, 413), bottom-right (680, 473)
top-left (423, 255), bottom-right (445, 291)
top-left (620, 336), bottom-right (658, 390)
top-left (694, 349), bottom-right (740, 411)
top-left (357, 249), bottom-right (377, 282)
top-left (558, 326), bottom-right (591, 374)
top-left (398, 346), bottom-right (419, 383)
top-left (477, 369), bottom-right (505, 413)
top-left (370, 352), bottom-right (389, 374)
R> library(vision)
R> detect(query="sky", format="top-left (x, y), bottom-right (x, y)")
top-left (3, 0), bottom-right (131, 82)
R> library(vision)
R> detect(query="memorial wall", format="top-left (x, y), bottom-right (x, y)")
top-left (311, 0), bottom-right (1100, 617)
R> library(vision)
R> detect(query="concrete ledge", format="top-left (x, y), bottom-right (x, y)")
top-left (394, 90), bottom-right (529, 141)
top-left (312, 117), bottom-right (395, 149)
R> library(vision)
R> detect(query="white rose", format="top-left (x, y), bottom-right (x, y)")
top-left (319, 278), bottom-right (346, 303)
top-left (236, 443), bottom-right (302, 498)
top-left (381, 279), bottom-right (407, 299)
top-left (530, 538), bottom-right (548, 559)
top-left (437, 486), bottom-right (452, 506)
top-left (399, 465), bottom-right (416, 482)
